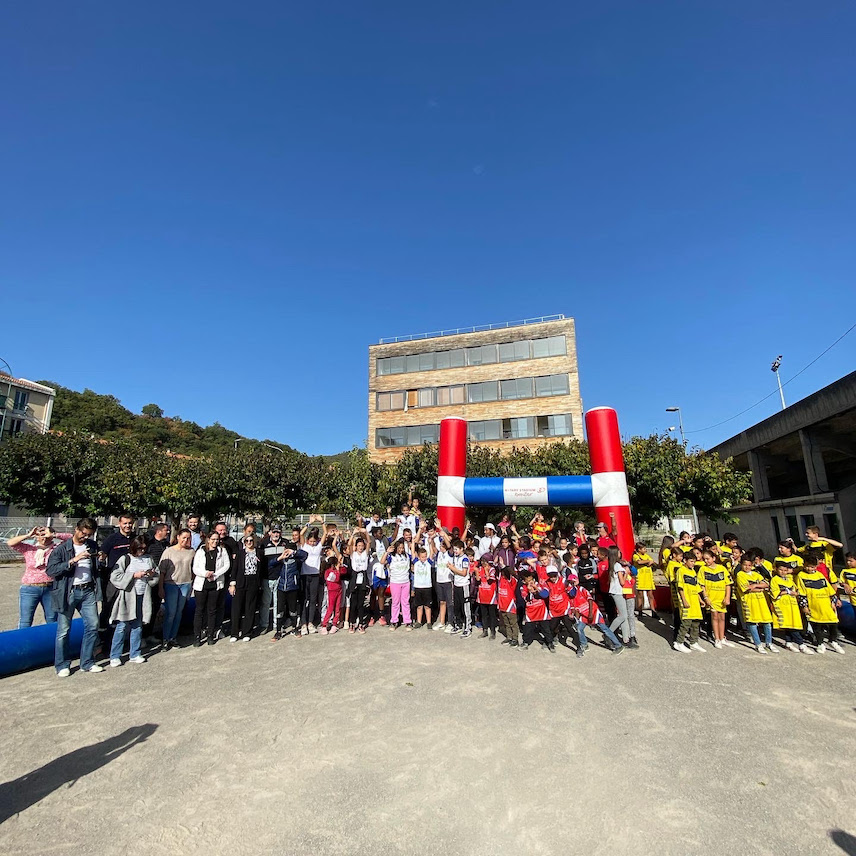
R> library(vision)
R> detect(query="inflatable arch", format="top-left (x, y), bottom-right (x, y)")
top-left (436, 406), bottom-right (636, 561)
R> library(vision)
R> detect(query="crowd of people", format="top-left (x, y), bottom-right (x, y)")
top-left (5, 503), bottom-right (854, 677)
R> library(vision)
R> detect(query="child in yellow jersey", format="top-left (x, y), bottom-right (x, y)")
top-left (798, 553), bottom-right (844, 654)
top-left (665, 545), bottom-right (685, 643)
top-left (774, 540), bottom-right (804, 576)
top-left (699, 549), bottom-right (734, 649)
top-left (736, 557), bottom-right (776, 654)
top-left (673, 552), bottom-right (711, 653)
top-left (769, 564), bottom-right (813, 654)
top-left (839, 552), bottom-right (856, 607)
top-left (797, 525), bottom-right (842, 574)
top-left (633, 542), bottom-right (657, 619)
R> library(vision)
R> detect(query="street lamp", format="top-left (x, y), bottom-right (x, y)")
top-left (771, 355), bottom-right (786, 411)
top-left (665, 407), bottom-right (685, 445)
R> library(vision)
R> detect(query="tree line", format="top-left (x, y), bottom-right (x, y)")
top-left (0, 430), bottom-right (752, 531)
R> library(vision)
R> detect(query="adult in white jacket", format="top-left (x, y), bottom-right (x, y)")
top-left (192, 532), bottom-right (231, 647)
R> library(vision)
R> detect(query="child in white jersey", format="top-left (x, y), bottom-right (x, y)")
top-left (433, 533), bottom-right (454, 630)
top-left (412, 544), bottom-right (435, 629)
top-left (448, 540), bottom-right (472, 638)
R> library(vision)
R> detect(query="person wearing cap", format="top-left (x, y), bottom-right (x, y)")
top-left (596, 514), bottom-right (618, 549)
top-left (476, 523), bottom-right (500, 560)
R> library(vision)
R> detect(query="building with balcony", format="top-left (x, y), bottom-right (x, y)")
top-left (367, 316), bottom-right (582, 463)
top-left (0, 375), bottom-right (55, 441)
top-left (701, 370), bottom-right (856, 557)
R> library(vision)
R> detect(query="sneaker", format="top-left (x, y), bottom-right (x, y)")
top-left (378, 617), bottom-right (388, 626)
top-left (308, 623), bottom-right (317, 634)
top-left (193, 640), bottom-right (203, 648)
top-left (480, 630), bottom-right (488, 638)
top-left (611, 644), bottom-right (624, 655)
top-left (130, 655), bottom-right (146, 664)
top-left (432, 621), bottom-right (445, 631)
top-left (547, 643), bottom-right (556, 653)
top-left (390, 624), bottom-right (397, 631)
top-left (629, 637), bottom-right (640, 649)
top-left (461, 630), bottom-right (471, 638)
top-left (755, 645), bottom-right (767, 654)
top-left (817, 643), bottom-right (827, 654)
top-left (357, 626), bottom-right (366, 634)
top-left (784, 642), bottom-right (798, 652)
top-left (425, 623), bottom-right (433, 631)
top-left (319, 627), bottom-right (328, 635)
top-left (673, 642), bottom-right (691, 653)
top-left (241, 636), bottom-right (250, 643)
top-left (576, 647), bottom-right (585, 658)
top-left (518, 642), bottom-right (530, 650)
top-left (689, 642), bottom-right (706, 653)
top-left (798, 644), bottom-right (815, 655)
top-left (57, 667), bottom-right (71, 678)
top-left (490, 629), bottom-right (496, 639)
top-left (300, 627), bottom-right (308, 637)
top-left (230, 636), bottom-right (238, 643)
top-left (216, 629), bottom-right (226, 640)
top-left (272, 632), bottom-right (282, 641)
top-left (713, 640), bottom-right (723, 650)
top-left (765, 643), bottom-right (778, 653)
top-left (721, 639), bottom-right (737, 648)
top-left (445, 625), bottom-right (456, 634)
top-left (500, 638), bottom-right (510, 645)
top-left (830, 641), bottom-right (845, 654)
top-left (368, 618), bottom-right (376, 627)
top-left (84, 664), bottom-right (105, 673)
top-left (110, 658), bottom-right (122, 668)
top-left (348, 625), bottom-right (355, 634)
top-left (509, 640), bottom-right (519, 648)
top-left (405, 624), bottom-right (413, 632)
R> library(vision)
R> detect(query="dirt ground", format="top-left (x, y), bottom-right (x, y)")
top-left (1, 564), bottom-right (855, 856)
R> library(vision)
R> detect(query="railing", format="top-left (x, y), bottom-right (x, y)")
top-left (378, 314), bottom-right (567, 345)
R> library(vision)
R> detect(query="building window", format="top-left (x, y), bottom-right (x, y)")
top-left (418, 388), bottom-right (436, 407)
top-left (466, 344), bottom-right (497, 366)
top-left (375, 424), bottom-right (439, 449)
top-left (502, 417), bottom-right (535, 439)
top-left (436, 385), bottom-right (465, 406)
top-left (498, 340), bottom-right (530, 362)
top-left (534, 374), bottom-right (569, 397)
top-left (377, 391), bottom-right (407, 412)
top-left (12, 390), bottom-right (28, 412)
top-left (500, 378), bottom-right (534, 400)
top-left (537, 414), bottom-right (573, 437)
top-left (531, 335), bottom-right (566, 359)
top-left (469, 419), bottom-right (501, 441)
top-left (467, 381), bottom-right (499, 404)
top-left (435, 349), bottom-right (466, 370)
top-left (8, 418), bottom-right (24, 437)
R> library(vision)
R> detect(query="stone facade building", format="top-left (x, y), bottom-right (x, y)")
top-left (367, 316), bottom-right (582, 463)
top-left (0, 374), bottom-right (55, 441)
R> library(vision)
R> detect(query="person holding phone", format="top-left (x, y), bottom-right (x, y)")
top-left (46, 518), bottom-right (103, 676)
top-left (108, 536), bottom-right (160, 666)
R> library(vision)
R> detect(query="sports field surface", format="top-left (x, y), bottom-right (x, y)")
top-left (0, 567), bottom-right (855, 856)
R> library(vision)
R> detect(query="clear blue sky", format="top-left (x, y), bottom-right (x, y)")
top-left (2, 2), bottom-right (854, 454)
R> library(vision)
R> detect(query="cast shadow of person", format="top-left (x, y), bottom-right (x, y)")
top-left (0, 723), bottom-right (158, 824)
top-left (830, 829), bottom-right (856, 855)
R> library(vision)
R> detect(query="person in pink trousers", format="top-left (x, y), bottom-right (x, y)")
top-left (384, 539), bottom-right (413, 630)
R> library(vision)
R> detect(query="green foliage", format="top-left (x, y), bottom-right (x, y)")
top-left (141, 403), bottom-right (164, 418)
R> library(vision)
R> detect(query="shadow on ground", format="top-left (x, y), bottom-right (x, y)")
top-left (0, 723), bottom-right (158, 823)
top-left (830, 829), bottom-right (856, 855)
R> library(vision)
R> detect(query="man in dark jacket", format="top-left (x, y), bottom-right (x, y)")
top-left (98, 514), bottom-right (136, 629)
top-left (143, 522), bottom-right (169, 641)
top-left (46, 517), bottom-right (103, 676)
top-left (259, 527), bottom-right (285, 634)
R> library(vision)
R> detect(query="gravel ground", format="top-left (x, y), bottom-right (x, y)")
top-left (1, 564), bottom-right (855, 856)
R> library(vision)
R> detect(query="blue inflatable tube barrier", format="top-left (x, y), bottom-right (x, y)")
top-left (0, 619), bottom-right (84, 677)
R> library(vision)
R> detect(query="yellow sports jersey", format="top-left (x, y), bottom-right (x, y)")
top-left (736, 569), bottom-right (773, 624)
top-left (797, 570), bottom-right (838, 624)
top-left (839, 567), bottom-right (856, 607)
top-left (774, 553), bottom-right (804, 574)
top-left (676, 566), bottom-right (704, 620)
top-left (769, 573), bottom-right (803, 630)
top-left (633, 552), bottom-right (655, 591)
top-left (699, 564), bottom-right (732, 613)
top-left (665, 559), bottom-right (682, 607)
top-left (797, 540), bottom-right (836, 571)
top-left (678, 544), bottom-right (693, 553)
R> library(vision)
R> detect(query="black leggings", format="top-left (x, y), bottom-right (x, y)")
top-left (194, 586), bottom-right (218, 639)
top-left (231, 585), bottom-right (259, 637)
top-left (276, 589), bottom-right (299, 631)
top-left (814, 623), bottom-right (840, 644)
top-left (349, 584), bottom-right (369, 626)
top-left (523, 620), bottom-right (553, 646)
top-left (550, 615), bottom-right (577, 642)
top-left (301, 575), bottom-right (320, 627)
top-left (479, 603), bottom-right (497, 631)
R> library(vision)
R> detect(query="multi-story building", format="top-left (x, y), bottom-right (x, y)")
top-left (368, 316), bottom-right (582, 463)
top-left (0, 374), bottom-right (56, 441)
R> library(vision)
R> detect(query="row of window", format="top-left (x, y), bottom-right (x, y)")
top-left (376, 335), bottom-right (567, 376)
top-left (0, 390), bottom-right (29, 412)
top-left (375, 373), bottom-right (570, 412)
top-left (375, 413), bottom-right (575, 448)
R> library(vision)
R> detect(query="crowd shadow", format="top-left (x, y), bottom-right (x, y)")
top-left (0, 723), bottom-right (158, 823)
top-left (830, 829), bottom-right (856, 855)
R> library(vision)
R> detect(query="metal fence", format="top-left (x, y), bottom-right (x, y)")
top-left (378, 314), bottom-right (567, 345)
top-left (0, 517), bottom-right (74, 561)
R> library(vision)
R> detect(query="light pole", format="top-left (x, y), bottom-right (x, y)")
top-left (771, 355), bottom-right (786, 411)
top-left (665, 406), bottom-right (685, 445)
top-left (665, 406), bottom-right (698, 534)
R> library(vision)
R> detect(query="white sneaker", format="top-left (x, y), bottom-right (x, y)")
top-left (713, 640), bottom-right (723, 649)
top-left (129, 656), bottom-right (146, 664)
top-left (433, 621), bottom-right (445, 631)
top-left (85, 664), bottom-right (105, 672)
top-left (444, 625), bottom-right (455, 634)
top-left (765, 644), bottom-right (778, 653)
top-left (109, 658), bottom-right (122, 668)
top-left (230, 636), bottom-right (238, 643)
top-left (308, 623), bottom-right (317, 634)
top-left (830, 641), bottom-right (845, 654)
top-left (689, 642), bottom-right (706, 653)
top-left (817, 643), bottom-right (827, 654)
top-left (721, 639), bottom-right (737, 648)
top-left (300, 627), bottom-right (308, 637)
top-left (673, 642), bottom-right (690, 653)
top-left (57, 667), bottom-right (71, 678)
top-left (798, 644), bottom-right (815, 655)
top-left (756, 645), bottom-right (767, 654)
top-left (241, 636), bottom-right (251, 643)
top-left (785, 642), bottom-right (798, 652)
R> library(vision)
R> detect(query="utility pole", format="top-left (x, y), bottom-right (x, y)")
top-left (771, 355), bottom-right (786, 410)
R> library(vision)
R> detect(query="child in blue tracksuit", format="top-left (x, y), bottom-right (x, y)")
top-left (274, 544), bottom-right (306, 639)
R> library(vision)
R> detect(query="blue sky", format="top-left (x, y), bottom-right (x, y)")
top-left (2, 1), bottom-right (854, 454)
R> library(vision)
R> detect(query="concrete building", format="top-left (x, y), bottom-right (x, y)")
top-left (367, 316), bottom-right (582, 463)
top-left (0, 374), bottom-right (55, 441)
top-left (702, 371), bottom-right (856, 557)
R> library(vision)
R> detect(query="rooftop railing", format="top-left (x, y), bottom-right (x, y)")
top-left (378, 314), bottom-right (567, 345)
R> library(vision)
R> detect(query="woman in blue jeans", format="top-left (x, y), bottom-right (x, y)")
top-left (6, 526), bottom-right (71, 628)
top-left (108, 536), bottom-right (159, 666)
top-left (158, 528), bottom-right (195, 649)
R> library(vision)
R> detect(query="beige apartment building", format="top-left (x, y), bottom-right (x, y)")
top-left (0, 374), bottom-right (55, 441)
top-left (368, 316), bottom-right (583, 463)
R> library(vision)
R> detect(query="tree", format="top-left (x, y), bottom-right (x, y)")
top-left (141, 403), bottom-right (164, 418)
